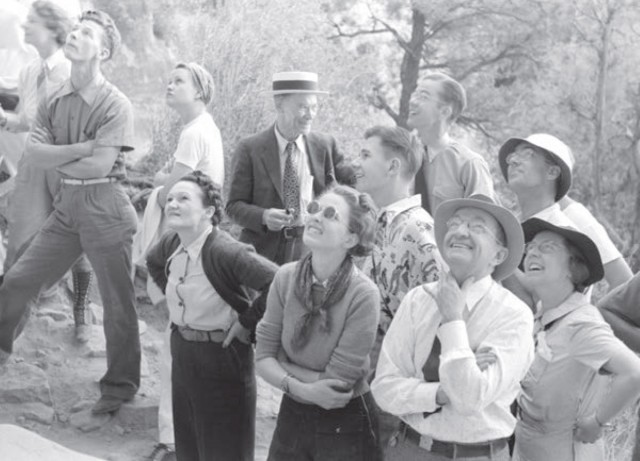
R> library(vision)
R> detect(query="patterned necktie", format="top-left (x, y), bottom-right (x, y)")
top-left (283, 141), bottom-right (301, 218)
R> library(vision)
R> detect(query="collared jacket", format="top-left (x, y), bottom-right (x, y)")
top-left (146, 227), bottom-right (279, 336)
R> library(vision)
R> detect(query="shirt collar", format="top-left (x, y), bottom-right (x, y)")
top-left (538, 291), bottom-right (590, 328)
top-left (465, 275), bottom-right (493, 313)
top-left (43, 49), bottom-right (67, 73)
top-left (179, 225), bottom-right (213, 261)
top-left (379, 195), bottom-right (424, 223)
top-left (427, 145), bottom-right (440, 163)
top-left (274, 124), bottom-right (305, 157)
top-left (58, 72), bottom-right (105, 105)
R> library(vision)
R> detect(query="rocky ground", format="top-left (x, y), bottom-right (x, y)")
top-left (0, 272), bottom-right (281, 460)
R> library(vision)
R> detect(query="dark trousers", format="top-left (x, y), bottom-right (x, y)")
top-left (268, 392), bottom-right (382, 461)
top-left (171, 329), bottom-right (256, 461)
top-left (0, 183), bottom-right (140, 399)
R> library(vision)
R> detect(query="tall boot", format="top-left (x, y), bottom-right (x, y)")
top-left (72, 270), bottom-right (93, 343)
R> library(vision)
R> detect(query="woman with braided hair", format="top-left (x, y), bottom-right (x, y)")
top-left (146, 171), bottom-right (278, 461)
top-left (256, 184), bottom-right (382, 460)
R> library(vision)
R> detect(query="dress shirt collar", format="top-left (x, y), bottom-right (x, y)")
top-left (538, 291), bottom-right (589, 329)
top-left (379, 194), bottom-right (423, 224)
top-left (43, 49), bottom-right (67, 73)
top-left (465, 274), bottom-right (493, 313)
top-left (274, 124), bottom-right (305, 157)
top-left (178, 225), bottom-right (213, 261)
top-left (58, 72), bottom-right (105, 105)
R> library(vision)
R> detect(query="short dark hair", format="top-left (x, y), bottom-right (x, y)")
top-left (79, 10), bottom-right (121, 60)
top-left (31, 1), bottom-right (72, 46)
top-left (178, 170), bottom-right (223, 226)
top-left (327, 185), bottom-right (377, 257)
top-left (364, 125), bottom-right (423, 178)
top-left (418, 73), bottom-right (467, 122)
top-left (565, 239), bottom-right (591, 292)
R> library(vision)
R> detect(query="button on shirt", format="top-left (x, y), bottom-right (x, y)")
top-left (166, 226), bottom-right (237, 331)
top-left (361, 195), bottom-right (443, 333)
top-left (516, 292), bottom-right (628, 461)
top-left (372, 276), bottom-right (534, 443)
top-left (417, 142), bottom-right (495, 214)
top-left (274, 126), bottom-right (312, 224)
top-left (31, 73), bottom-right (135, 179)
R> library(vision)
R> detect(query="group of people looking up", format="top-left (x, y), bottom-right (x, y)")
top-left (1, 3), bottom-right (640, 461)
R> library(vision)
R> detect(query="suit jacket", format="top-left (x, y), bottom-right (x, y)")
top-left (226, 125), bottom-right (345, 263)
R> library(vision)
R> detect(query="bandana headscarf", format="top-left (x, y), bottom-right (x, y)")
top-left (176, 62), bottom-right (215, 105)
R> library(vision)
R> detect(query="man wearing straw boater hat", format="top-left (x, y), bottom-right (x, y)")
top-left (227, 71), bottom-right (346, 265)
top-left (372, 195), bottom-right (534, 461)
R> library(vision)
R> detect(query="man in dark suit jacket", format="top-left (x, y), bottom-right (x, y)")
top-left (227, 71), bottom-right (346, 264)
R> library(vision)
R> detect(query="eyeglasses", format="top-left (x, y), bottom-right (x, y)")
top-left (505, 147), bottom-right (539, 165)
top-left (446, 216), bottom-right (503, 243)
top-left (524, 240), bottom-right (563, 255)
top-left (306, 201), bottom-right (342, 222)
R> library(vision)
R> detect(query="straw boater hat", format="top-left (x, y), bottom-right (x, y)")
top-left (268, 71), bottom-right (329, 95)
top-left (498, 133), bottom-right (574, 201)
top-left (434, 195), bottom-right (525, 281)
top-left (520, 218), bottom-right (604, 287)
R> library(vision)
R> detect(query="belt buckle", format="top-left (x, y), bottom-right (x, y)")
top-left (419, 434), bottom-right (433, 451)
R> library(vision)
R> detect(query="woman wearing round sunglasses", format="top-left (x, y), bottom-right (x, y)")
top-left (256, 185), bottom-right (382, 460)
top-left (514, 218), bottom-right (640, 461)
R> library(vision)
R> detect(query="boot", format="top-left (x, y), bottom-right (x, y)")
top-left (72, 270), bottom-right (93, 343)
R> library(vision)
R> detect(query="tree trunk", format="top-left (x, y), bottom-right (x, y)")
top-left (593, 9), bottom-right (614, 214)
top-left (396, 8), bottom-right (426, 128)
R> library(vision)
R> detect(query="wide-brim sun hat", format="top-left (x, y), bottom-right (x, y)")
top-left (266, 71), bottom-right (329, 95)
top-left (498, 133), bottom-right (574, 201)
top-left (434, 195), bottom-right (524, 281)
top-left (520, 217), bottom-right (604, 287)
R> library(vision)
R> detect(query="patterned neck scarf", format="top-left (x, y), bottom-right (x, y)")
top-left (290, 253), bottom-right (354, 351)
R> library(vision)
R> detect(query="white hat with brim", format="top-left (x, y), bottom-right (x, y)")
top-left (498, 133), bottom-right (574, 201)
top-left (434, 195), bottom-right (525, 281)
top-left (266, 71), bottom-right (329, 95)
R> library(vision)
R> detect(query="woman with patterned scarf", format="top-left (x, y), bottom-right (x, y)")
top-left (256, 184), bottom-right (382, 460)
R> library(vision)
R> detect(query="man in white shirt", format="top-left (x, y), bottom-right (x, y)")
top-left (499, 133), bottom-right (632, 301)
top-left (372, 195), bottom-right (534, 460)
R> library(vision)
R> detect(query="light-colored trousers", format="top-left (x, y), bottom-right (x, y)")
top-left (158, 321), bottom-right (174, 445)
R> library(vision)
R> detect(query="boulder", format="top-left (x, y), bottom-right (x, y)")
top-left (0, 424), bottom-right (105, 460)
top-left (0, 362), bottom-right (52, 405)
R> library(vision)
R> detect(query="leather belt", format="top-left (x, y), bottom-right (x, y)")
top-left (172, 324), bottom-right (226, 343)
top-left (62, 177), bottom-right (118, 186)
top-left (282, 226), bottom-right (304, 240)
top-left (399, 422), bottom-right (508, 458)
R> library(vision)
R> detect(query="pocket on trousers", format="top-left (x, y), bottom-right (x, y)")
top-left (316, 410), bottom-right (365, 460)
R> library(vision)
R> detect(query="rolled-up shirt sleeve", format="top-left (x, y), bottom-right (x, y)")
top-left (372, 289), bottom-right (441, 416)
top-left (319, 286), bottom-right (379, 387)
top-left (438, 312), bottom-right (534, 415)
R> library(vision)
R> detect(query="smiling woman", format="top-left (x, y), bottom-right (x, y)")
top-left (514, 218), bottom-right (640, 461)
top-left (256, 185), bottom-right (384, 461)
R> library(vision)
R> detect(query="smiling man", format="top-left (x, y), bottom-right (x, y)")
top-left (0, 10), bottom-right (140, 415)
top-left (226, 71), bottom-right (347, 265)
top-left (371, 195), bottom-right (534, 460)
top-left (408, 73), bottom-right (495, 214)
